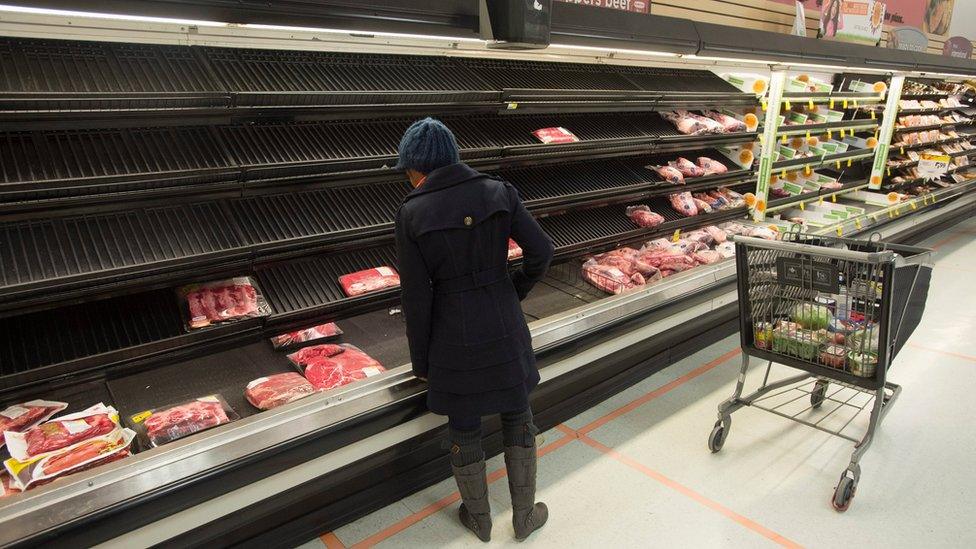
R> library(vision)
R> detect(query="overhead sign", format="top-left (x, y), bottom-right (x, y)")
top-left (887, 26), bottom-right (929, 51)
top-left (772, 0), bottom-right (957, 36)
top-left (943, 36), bottom-right (973, 58)
top-left (553, 0), bottom-right (650, 14)
top-left (819, 0), bottom-right (886, 45)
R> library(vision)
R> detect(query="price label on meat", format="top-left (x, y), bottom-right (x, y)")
top-left (917, 153), bottom-right (950, 179)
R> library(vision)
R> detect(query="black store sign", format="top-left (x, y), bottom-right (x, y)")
top-left (776, 257), bottom-right (839, 293)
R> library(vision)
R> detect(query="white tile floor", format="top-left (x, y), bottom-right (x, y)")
top-left (300, 218), bottom-right (976, 549)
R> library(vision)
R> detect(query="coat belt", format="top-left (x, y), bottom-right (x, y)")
top-left (433, 265), bottom-right (509, 294)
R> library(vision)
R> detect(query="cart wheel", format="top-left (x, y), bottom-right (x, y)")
top-left (811, 381), bottom-right (828, 409)
top-left (708, 424), bottom-right (727, 453)
top-left (832, 475), bottom-right (856, 512)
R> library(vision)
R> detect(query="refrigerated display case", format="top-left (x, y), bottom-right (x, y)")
top-left (0, 6), bottom-right (975, 547)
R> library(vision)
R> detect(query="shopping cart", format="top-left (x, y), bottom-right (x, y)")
top-left (708, 232), bottom-right (932, 511)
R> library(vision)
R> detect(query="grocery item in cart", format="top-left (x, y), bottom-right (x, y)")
top-left (4, 428), bottom-right (134, 491)
top-left (792, 303), bottom-right (833, 330)
top-left (289, 344), bottom-right (386, 391)
top-left (5, 403), bottom-right (119, 461)
top-left (848, 351), bottom-right (878, 378)
top-left (532, 127), bottom-right (579, 144)
top-left (668, 192), bottom-right (698, 217)
top-left (820, 345), bottom-right (847, 369)
top-left (508, 239), bottom-right (523, 260)
top-left (339, 267), bottom-right (401, 297)
top-left (697, 157), bottom-right (728, 176)
top-left (771, 327), bottom-right (828, 361)
top-left (245, 373), bottom-right (316, 410)
top-left (0, 400), bottom-right (68, 449)
top-left (270, 323), bottom-right (343, 350)
top-left (625, 205), bottom-right (665, 228)
top-left (131, 395), bottom-right (238, 448)
top-left (753, 322), bottom-right (774, 350)
top-left (179, 276), bottom-right (270, 330)
top-left (649, 164), bottom-right (685, 185)
top-left (581, 258), bottom-right (645, 294)
top-left (670, 157), bottom-right (705, 178)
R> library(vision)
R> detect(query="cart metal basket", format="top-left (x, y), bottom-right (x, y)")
top-left (708, 232), bottom-right (932, 511)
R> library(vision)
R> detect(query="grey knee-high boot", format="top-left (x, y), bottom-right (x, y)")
top-left (504, 443), bottom-right (549, 541)
top-left (450, 430), bottom-right (492, 542)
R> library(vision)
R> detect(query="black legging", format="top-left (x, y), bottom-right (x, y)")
top-left (448, 408), bottom-right (537, 466)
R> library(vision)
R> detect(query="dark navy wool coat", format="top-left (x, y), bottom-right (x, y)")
top-left (395, 163), bottom-right (554, 417)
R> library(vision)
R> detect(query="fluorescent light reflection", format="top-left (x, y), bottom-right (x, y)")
top-left (0, 3), bottom-right (228, 26)
top-left (243, 23), bottom-right (483, 43)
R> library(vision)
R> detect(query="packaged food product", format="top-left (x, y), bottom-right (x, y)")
top-left (245, 373), bottom-right (316, 410)
top-left (625, 205), bottom-right (665, 228)
top-left (1, 471), bottom-right (19, 498)
top-left (670, 157), bottom-right (705, 178)
top-left (5, 403), bottom-right (119, 462)
top-left (771, 328), bottom-right (826, 360)
top-left (270, 323), bottom-right (343, 350)
top-left (650, 165), bottom-right (685, 185)
top-left (753, 322), bottom-right (774, 350)
top-left (532, 127), bottom-right (579, 144)
top-left (668, 192), bottom-right (698, 217)
top-left (178, 276), bottom-right (270, 330)
top-left (339, 267), bottom-right (401, 297)
top-left (820, 345), bottom-right (847, 369)
top-left (506, 239), bottom-right (524, 260)
top-left (289, 344), bottom-right (387, 391)
top-left (4, 429), bottom-right (135, 491)
top-left (792, 303), bottom-right (833, 330)
top-left (130, 395), bottom-right (238, 448)
top-left (848, 351), bottom-right (878, 378)
top-left (0, 400), bottom-right (68, 448)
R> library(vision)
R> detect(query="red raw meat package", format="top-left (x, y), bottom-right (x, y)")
top-left (532, 127), bottom-right (579, 144)
top-left (288, 344), bottom-right (386, 391)
top-left (4, 429), bottom-right (135, 491)
top-left (179, 276), bottom-right (270, 330)
top-left (270, 323), bottom-right (343, 350)
top-left (339, 267), bottom-right (401, 297)
top-left (132, 395), bottom-right (238, 448)
top-left (5, 403), bottom-right (119, 461)
top-left (625, 205), bottom-right (665, 228)
top-left (0, 400), bottom-right (68, 449)
top-left (670, 157), bottom-right (705, 178)
top-left (649, 164), bottom-right (685, 185)
top-left (697, 157), bottom-right (728, 176)
top-left (245, 373), bottom-right (316, 410)
top-left (581, 258), bottom-right (645, 295)
top-left (508, 239), bottom-right (523, 260)
top-left (1, 471), bottom-right (18, 498)
top-left (668, 192), bottom-right (699, 217)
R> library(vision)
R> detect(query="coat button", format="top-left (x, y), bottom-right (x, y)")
top-left (463, 216), bottom-right (473, 226)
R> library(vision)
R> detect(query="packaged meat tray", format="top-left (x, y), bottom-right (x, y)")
top-left (178, 276), bottom-right (270, 331)
top-left (649, 164), bottom-right (684, 185)
top-left (625, 205), bottom-right (665, 228)
top-left (670, 157), bottom-right (704, 178)
top-left (531, 127), bottom-right (579, 144)
top-left (270, 323), bottom-right (343, 350)
top-left (4, 428), bottom-right (135, 491)
top-left (508, 239), bottom-right (523, 260)
top-left (1, 471), bottom-right (19, 498)
top-left (0, 400), bottom-right (68, 449)
top-left (130, 395), bottom-right (238, 448)
top-left (288, 344), bottom-right (386, 391)
top-left (339, 267), bottom-right (401, 297)
top-left (581, 258), bottom-right (645, 295)
top-left (668, 192), bottom-right (698, 217)
top-left (245, 373), bottom-right (316, 410)
top-left (5, 403), bottom-right (119, 462)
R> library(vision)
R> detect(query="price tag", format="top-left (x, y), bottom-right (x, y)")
top-left (847, 159), bottom-right (853, 167)
top-left (917, 153), bottom-right (950, 179)
top-left (799, 201), bottom-right (805, 210)
top-left (507, 102), bottom-right (518, 110)
top-left (830, 99), bottom-right (836, 109)
top-left (900, 146), bottom-right (905, 155)
top-left (836, 226), bottom-right (843, 236)
top-left (870, 110), bottom-right (876, 120)
top-left (762, 100), bottom-right (768, 112)
top-left (831, 194), bottom-right (837, 203)
top-left (855, 218), bottom-right (863, 230)
top-left (781, 134), bottom-right (788, 143)
top-left (840, 129), bottom-right (847, 138)
top-left (758, 134), bottom-right (764, 144)
top-left (843, 99), bottom-right (849, 109)
top-left (806, 130), bottom-right (811, 140)
top-left (818, 196), bottom-right (824, 205)
top-left (672, 229), bottom-right (681, 242)
top-left (808, 99), bottom-right (815, 110)
top-left (804, 165), bottom-right (812, 175)
top-left (836, 161), bottom-right (842, 169)
top-left (781, 169), bottom-right (787, 178)
top-left (887, 209), bottom-right (894, 219)
top-left (784, 100), bottom-right (792, 111)
top-left (910, 201), bottom-right (918, 210)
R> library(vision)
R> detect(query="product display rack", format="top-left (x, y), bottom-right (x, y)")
top-left (1, 11), bottom-right (975, 548)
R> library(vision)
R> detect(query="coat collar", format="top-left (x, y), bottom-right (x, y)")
top-left (403, 163), bottom-right (482, 201)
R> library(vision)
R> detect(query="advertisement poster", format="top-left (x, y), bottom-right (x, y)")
top-left (819, 0), bottom-right (886, 45)
top-left (943, 36), bottom-right (973, 58)
top-left (553, 0), bottom-right (650, 14)
top-left (771, 1), bottom-right (955, 35)
top-left (887, 26), bottom-right (929, 51)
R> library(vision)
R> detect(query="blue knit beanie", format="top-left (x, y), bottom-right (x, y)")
top-left (395, 117), bottom-right (461, 174)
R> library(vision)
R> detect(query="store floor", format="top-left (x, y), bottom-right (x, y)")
top-left (299, 218), bottom-right (976, 549)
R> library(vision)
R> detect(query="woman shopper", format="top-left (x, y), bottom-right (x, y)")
top-left (394, 117), bottom-right (554, 542)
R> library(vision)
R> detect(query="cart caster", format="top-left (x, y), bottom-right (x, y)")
top-left (832, 473), bottom-right (857, 512)
top-left (708, 423), bottom-right (728, 453)
top-left (811, 381), bottom-right (828, 409)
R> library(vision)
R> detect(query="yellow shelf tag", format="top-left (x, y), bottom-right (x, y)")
top-left (781, 134), bottom-right (788, 143)
top-left (758, 134), bottom-right (764, 144)
top-left (840, 129), bottom-right (846, 138)
top-left (900, 146), bottom-right (905, 155)
top-left (672, 229), bottom-right (681, 242)
top-left (910, 201), bottom-right (918, 210)
top-left (818, 196), bottom-right (824, 205)
top-left (836, 160), bottom-right (842, 169)
top-left (843, 99), bottom-right (849, 109)
top-left (836, 226), bottom-right (843, 237)
top-left (507, 102), bottom-right (518, 110)
top-left (784, 100), bottom-right (792, 111)
top-left (799, 201), bottom-right (805, 210)
top-left (804, 165), bottom-right (812, 175)
top-left (830, 99), bottom-right (836, 109)
top-left (847, 159), bottom-right (853, 167)
top-left (870, 110), bottom-right (876, 120)
top-left (781, 169), bottom-right (787, 178)
top-left (827, 130), bottom-right (833, 140)
top-left (806, 130), bottom-right (811, 140)
top-left (762, 100), bottom-right (768, 112)
top-left (831, 194), bottom-right (837, 203)
top-left (855, 218), bottom-right (863, 229)
top-left (808, 99), bottom-right (815, 110)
